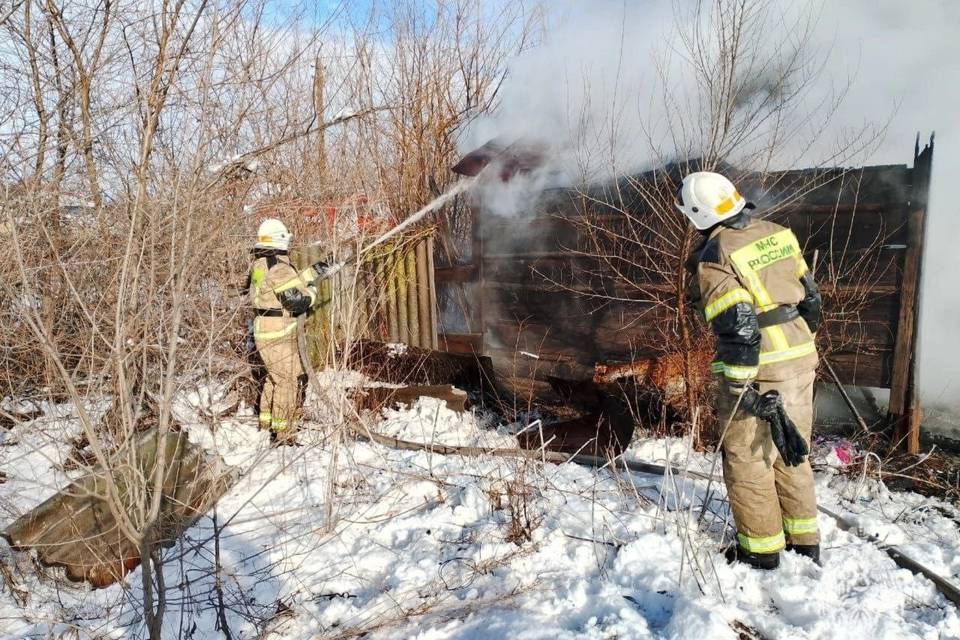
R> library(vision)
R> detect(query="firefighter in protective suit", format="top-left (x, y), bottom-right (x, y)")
top-left (678, 172), bottom-right (822, 570)
top-left (248, 218), bottom-right (329, 444)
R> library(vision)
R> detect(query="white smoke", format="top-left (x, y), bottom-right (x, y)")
top-left (803, 1), bottom-right (960, 411)
top-left (463, 2), bottom-right (680, 181)
top-left (461, 0), bottom-right (960, 409)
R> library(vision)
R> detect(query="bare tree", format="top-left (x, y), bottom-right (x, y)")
top-left (0, 1), bottom-right (538, 636)
top-left (545, 0), bottom-right (885, 446)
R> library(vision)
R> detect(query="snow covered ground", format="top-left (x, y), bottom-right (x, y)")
top-left (1, 386), bottom-right (958, 639)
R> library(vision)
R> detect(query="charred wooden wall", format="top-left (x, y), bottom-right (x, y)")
top-left (436, 141), bottom-right (933, 396)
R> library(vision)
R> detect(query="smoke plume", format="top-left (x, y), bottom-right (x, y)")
top-left (461, 0), bottom-right (960, 409)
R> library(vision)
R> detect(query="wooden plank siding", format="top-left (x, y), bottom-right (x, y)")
top-left (359, 233), bottom-right (439, 350)
top-left (300, 232), bottom-right (440, 354)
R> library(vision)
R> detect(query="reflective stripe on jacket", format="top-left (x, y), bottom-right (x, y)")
top-left (249, 254), bottom-right (318, 342)
top-left (695, 217), bottom-right (818, 382)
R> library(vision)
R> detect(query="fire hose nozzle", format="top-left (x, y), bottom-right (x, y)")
top-left (317, 261), bottom-right (346, 280)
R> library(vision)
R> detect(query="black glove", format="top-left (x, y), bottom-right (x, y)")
top-left (311, 260), bottom-right (330, 277)
top-left (797, 271), bottom-right (822, 334)
top-left (775, 400), bottom-right (810, 466)
top-left (278, 287), bottom-right (312, 316)
top-left (737, 385), bottom-right (809, 466)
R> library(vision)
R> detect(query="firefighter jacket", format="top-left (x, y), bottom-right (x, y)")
top-left (691, 214), bottom-right (821, 383)
top-left (247, 249), bottom-right (321, 343)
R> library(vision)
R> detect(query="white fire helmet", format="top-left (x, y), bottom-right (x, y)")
top-left (675, 171), bottom-right (747, 230)
top-left (255, 218), bottom-right (292, 250)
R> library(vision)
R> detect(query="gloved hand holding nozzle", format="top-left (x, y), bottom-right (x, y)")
top-left (311, 259), bottom-right (347, 280)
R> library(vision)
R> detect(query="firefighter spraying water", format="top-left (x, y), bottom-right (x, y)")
top-left (306, 177), bottom-right (477, 280)
top-left (357, 178), bottom-right (476, 258)
top-left (246, 178), bottom-right (477, 444)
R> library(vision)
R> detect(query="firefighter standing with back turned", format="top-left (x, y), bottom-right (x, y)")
top-left (248, 218), bottom-right (330, 445)
top-left (678, 172), bottom-right (822, 570)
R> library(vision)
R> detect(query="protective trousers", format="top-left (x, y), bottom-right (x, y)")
top-left (719, 370), bottom-right (819, 553)
top-left (255, 327), bottom-right (303, 440)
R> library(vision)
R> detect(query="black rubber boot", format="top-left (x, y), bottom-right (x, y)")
top-left (270, 430), bottom-right (301, 447)
top-left (725, 545), bottom-right (780, 570)
top-left (786, 544), bottom-right (821, 565)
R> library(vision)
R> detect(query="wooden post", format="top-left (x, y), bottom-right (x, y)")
top-left (417, 238), bottom-right (431, 348)
top-left (427, 234), bottom-right (439, 349)
top-left (385, 252), bottom-right (399, 342)
top-left (406, 246), bottom-right (420, 348)
top-left (365, 260), bottom-right (377, 340)
top-left (396, 248), bottom-right (409, 344)
top-left (889, 134), bottom-right (933, 453)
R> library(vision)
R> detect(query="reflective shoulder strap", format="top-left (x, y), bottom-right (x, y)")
top-left (703, 288), bottom-right (754, 322)
top-left (250, 258), bottom-right (268, 306)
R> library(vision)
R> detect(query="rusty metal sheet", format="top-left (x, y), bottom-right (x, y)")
top-left (452, 139), bottom-right (546, 180)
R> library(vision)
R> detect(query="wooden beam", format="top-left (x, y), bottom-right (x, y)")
top-left (385, 253), bottom-right (399, 342)
top-left (889, 135), bottom-right (933, 453)
top-left (355, 384), bottom-right (469, 413)
top-left (427, 235), bottom-right (439, 349)
top-left (416, 239), bottom-right (431, 349)
top-left (889, 210), bottom-right (922, 441)
top-left (396, 251), bottom-right (409, 344)
top-left (406, 248), bottom-right (420, 348)
top-left (814, 351), bottom-right (891, 389)
top-left (434, 264), bottom-right (478, 282)
top-left (439, 332), bottom-right (483, 354)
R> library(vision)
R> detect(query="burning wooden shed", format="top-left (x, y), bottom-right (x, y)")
top-left (437, 136), bottom-right (934, 449)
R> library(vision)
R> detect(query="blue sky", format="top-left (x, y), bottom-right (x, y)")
top-left (261, 0), bottom-right (386, 29)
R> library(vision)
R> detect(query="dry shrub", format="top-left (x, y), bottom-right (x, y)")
top-left (0, 1), bottom-right (541, 636)
top-left (487, 460), bottom-right (544, 545)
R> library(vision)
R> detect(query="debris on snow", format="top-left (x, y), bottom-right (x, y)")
top-left (0, 391), bottom-right (958, 639)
